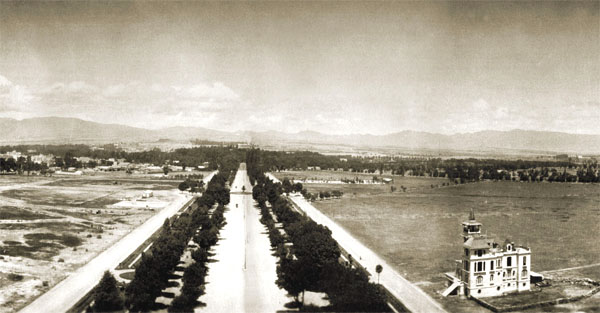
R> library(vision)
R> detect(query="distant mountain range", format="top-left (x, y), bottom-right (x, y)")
top-left (1, 117), bottom-right (599, 154)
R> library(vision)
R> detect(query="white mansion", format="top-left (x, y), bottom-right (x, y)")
top-left (444, 210), bottom-right (531, 297)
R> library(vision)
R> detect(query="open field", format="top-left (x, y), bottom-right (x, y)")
top-left (0, 173), bottom-right (188, 312)
top-left (302, 175), bottom-right (600, 312)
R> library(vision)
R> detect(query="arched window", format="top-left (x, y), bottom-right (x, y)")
top-left (477, 276), bottom-right (483, 284)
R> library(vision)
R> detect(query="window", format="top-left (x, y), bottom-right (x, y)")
top-left (477, 250), bottom-right (483, 257)
top-left (512, 270), bottom-right (516, 277)
top-left (522, 270), bottom-right (527, 278)
top-left (490, 274), bottom-right (494, 282)
top-left (523, 256), bottom-right (527, 266)
top-left (507, 256), bottom-right (512, 267)
top-left (476, 261), bottom-right (486, 272)
top-left (523, 283), bottom-right (526, 287)
top-left (465, 249), bottom-right (469, 257)
top-left (478, 289), bottom-right (482, 294)
top-left (497, 259), bottom-right (501, 268)
top-left (497, 286), bottom-right (500, 291)
top-left (491, 261), bottom-right (494, 270)
top-left (477, 276), bottom-right (483, 284)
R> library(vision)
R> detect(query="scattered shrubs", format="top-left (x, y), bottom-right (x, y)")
top-left (7, 273), bottom-right (24, 281)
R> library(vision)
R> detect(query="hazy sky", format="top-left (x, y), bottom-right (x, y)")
top-left (0, 1), bottom-right (598, 135)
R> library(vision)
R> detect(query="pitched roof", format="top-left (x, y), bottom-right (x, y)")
top-left (464, 235), bottom-right (494, 249)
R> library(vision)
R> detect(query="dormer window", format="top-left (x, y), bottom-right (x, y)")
top-left (507, 244), bottom-right (512, 251)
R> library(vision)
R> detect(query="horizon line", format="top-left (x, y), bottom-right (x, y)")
top-left (2, 115), bottom-right (599, 137)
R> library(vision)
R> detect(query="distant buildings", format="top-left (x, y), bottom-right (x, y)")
top-left (445, 210), bottom-right (531, 297)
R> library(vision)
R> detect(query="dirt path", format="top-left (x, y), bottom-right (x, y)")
top-left (18, 171), bottom-right (216, 313)
top-left (542, 263), bottom-right (600, 274)
top-left (0, 179), bottom-right (59, 192)
top-left (198, 166), bottom-right (288, 313)
top-left (267, 173), bottom-right (447, 313)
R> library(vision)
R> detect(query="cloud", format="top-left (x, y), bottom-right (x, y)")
top-left (0, 75), bottom-right (250, 130)
top-left (0, 74), bottom-right (37, 113)
top-left (176, 82), bottom-right (240, 101)
top-left (1, 72), bottom-right (599, 135)
top-left (0, 74), bottom-right (12, 87)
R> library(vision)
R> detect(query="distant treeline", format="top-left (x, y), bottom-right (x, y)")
top-left (0, 144), bottom-right (245, 172)
top-left (2, 144), bottom-right (598, 183)
top-left (248, 148), bottom-right (599, 184)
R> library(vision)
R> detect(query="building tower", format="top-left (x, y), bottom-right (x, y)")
top-left (462, 208), bottom-right (482, 242)
top-left (445, 209), bottom-right (532, 298)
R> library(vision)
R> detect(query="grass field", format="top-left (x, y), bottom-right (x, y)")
top-left (308, 181), bottom-right (600, 281)
top-left (295, 172), bottom-right (600, 311)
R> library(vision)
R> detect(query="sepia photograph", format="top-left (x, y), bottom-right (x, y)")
top-left (0, 1), bottom-right (599, 312)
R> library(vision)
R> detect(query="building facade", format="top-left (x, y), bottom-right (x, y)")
top-left (446, 210), bottom-right (531, 297)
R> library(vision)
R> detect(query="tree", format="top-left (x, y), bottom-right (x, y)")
top-left (163, 165), bottom-right (170, 175)
top-left (375, 264), bottom-right (383, 284)
top-left (92, 271), bottom-right (124, 312)
top-left (276, 258), bottom-right (309, 306)
top-left (178, 181), bottom-right (189, 192)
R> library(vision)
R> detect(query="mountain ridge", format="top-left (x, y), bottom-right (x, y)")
top-left (0, 117), bottom-right (598, 154)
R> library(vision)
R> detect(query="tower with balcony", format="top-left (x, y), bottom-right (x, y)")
top-left (446, 210), bottom-right (531, 297)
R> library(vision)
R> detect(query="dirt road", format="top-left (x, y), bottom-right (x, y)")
top-left (19, 171), bottom-right (216, 313)
top-left (198, 166), bottom-right (288, 312)
top-left (267, 173), bottom-right (447, 313)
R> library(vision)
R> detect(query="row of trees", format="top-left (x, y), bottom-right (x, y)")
top-left (168, 201), bottom-right (228, 312)
top-left (97, 171), bottom-right (232, 312)
top-left (0, 156), bottom-right (48, 174)
top-left (300, 189), bottom-right (344, 202)
top-left (178, 178), bottom-right (205, 193)
top-left (247, 150), bottom-right (390, 312)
